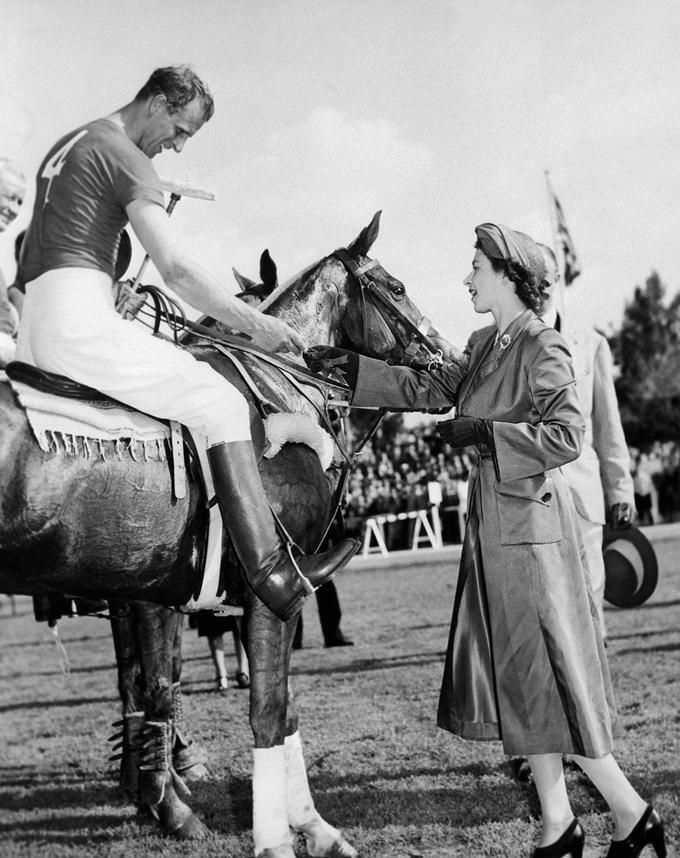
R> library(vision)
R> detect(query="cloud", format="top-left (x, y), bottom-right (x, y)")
top-left (174, 107), bottom-right (434, 281)
top-left (0, 92), bottom-right (34, 150)
top-left (263, 106), bottom-right (433, 190)
top-left (229, 109), bottom-right (430, 228)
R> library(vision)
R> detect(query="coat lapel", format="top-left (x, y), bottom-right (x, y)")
top-left (458, 311), bottom-right (539, 411)
top-left (457, 329), bottom-right (496, 409)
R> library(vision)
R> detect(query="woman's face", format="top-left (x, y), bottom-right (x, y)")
top-left (463, 249), bottom-right (505, 314)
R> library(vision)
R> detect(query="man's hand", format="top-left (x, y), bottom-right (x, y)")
top-left (303, 346), bottom-right (359, 387)
top-left (437, 416), bottom-right (493, 448)
top-left (607, 502), bottom-right (635, 530)
top-left (113, 279), bottom-right (147, 319)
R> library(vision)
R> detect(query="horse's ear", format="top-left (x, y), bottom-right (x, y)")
top-left (232, 267), bottom-right (257, 293)
top-left (259, 249), bottom-right (278, 294)
top-left (346, 210), bottom-right (382, 257)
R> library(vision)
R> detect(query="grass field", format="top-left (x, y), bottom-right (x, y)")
top-left (1, 535), bottom-right (678, 858)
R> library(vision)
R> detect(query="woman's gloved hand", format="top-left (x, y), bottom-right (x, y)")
top-left (437, 416), bottom-right (494, 449)
top-left (303, 346), bottom-right (359, 387)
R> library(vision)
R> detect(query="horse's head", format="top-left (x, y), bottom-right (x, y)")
top-left (262, 212), bottom-right (461, 369)
top-left (332, 212), bottom-right (463, 369)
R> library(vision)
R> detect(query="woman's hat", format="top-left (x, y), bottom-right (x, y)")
top-left (603, 525), bottom-right (658, 608)
top-left (474, 222), bottom-right (545, 281)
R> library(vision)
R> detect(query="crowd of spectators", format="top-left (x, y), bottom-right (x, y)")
top-left (342, 424), bottom-right (680, 551)
top-left (342, 421), bottom-right (473, 548)
top-left (632, 445), bottom-right (680, 525)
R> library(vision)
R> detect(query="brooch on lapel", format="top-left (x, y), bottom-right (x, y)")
top-left (499, 334), bottom-right (511, 350)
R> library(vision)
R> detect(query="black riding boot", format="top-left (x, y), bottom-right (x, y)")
top-left (207, 441), bottom-right (359, 621)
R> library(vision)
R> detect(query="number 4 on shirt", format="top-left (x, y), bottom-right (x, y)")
top-left (41, 129), bottom-right (89, 205)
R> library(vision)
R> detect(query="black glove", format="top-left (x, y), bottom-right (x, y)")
top-left (437, 416), bottom-right (494, 449)
top-left (607, 502), bottom-right (634, 530)
top-left (303, 346), bottom-right (359, 388)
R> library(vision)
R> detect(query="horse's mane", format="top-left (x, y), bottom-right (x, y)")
top-left (258, 259), bottom-right (323, 312)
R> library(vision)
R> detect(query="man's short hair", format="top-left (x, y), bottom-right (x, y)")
top-left (135, 65), bottom-right (215, 122)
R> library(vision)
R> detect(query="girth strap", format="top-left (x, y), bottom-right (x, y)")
top-left (206, 342), bottom-right (280, 421)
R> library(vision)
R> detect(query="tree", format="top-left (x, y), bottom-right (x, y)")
top-left (610, 271), bottom-right (680, 452)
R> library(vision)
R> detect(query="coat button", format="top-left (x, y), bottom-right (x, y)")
top-left (541, 492), bottom-right (552, 502)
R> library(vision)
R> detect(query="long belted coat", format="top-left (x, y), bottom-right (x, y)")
top-left (351, 310), bottom-right (618, 757)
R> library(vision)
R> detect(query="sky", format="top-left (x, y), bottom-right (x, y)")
top-left (2, 0), bottom-right (679, 356)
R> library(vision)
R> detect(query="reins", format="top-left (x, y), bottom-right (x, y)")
top-left (135, 283), bottom-right (187, 336)
top-left (133, 294), bottom-right (352, 396)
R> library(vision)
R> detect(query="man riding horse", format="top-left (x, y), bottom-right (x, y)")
top-left (16, 64), bottom-right (358, 622)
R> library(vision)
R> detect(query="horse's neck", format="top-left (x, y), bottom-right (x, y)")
top-left (265, 261), bottom-right (344, 349)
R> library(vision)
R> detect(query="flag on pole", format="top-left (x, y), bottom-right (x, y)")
top-left (547, 180), bottom-right (581, 286)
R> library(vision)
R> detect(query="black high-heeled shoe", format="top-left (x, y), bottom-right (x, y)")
top-left (533, 818), bottom-right (584, 858)
top-left (606, 805), bottom-right (666, 857)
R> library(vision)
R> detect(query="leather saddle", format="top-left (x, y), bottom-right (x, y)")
top-left (6, 360), bottom-right (135, 409)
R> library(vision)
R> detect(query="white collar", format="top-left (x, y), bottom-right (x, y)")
top-left (542, 307), bottom-right (559, 330)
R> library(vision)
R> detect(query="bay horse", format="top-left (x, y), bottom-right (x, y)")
top-left (0, 212), bottom-right (462, 855)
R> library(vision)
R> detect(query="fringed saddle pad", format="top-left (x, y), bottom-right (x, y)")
top-left (6, 377), bottom-right (170, 461)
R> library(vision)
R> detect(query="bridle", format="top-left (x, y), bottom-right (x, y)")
top-left (332, 248), bottom-right (444, 370)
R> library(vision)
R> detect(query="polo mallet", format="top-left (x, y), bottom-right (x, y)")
top-left (123, 177), bottom-right (216, 318)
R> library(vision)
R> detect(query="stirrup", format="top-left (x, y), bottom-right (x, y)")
top-left (285, 542), bottom-right (315, 595)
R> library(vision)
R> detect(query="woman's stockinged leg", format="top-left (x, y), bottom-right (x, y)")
top-left (527, 754), bottom-right (574, 847)
top-left (570, 753), bottom-right (647, 839)
top-left (208, 635), bottom-right (228, 690)
top-left (233, 620), bottom-right (249, 676)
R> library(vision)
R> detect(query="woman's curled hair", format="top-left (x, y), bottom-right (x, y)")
top-left (474, 240), bottom-right (546, 312)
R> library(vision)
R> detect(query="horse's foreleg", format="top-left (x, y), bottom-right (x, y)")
top-left (246, 590), bottom-right (297, 856)
top-left (109, 601), bottom-right (146, 801)
top-left (284, 726), bottom-right (357, 858)
top-left (169, 617), bottom-right (209, 782)
top-left (130, 601), bottom-right (208, 840)
top-left (246, 592), bottom-right (357, 858)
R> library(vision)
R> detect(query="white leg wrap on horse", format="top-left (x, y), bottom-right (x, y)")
top-left (252, 746), bottom-right (290, 855)
top-left (285, 732), bottom-right (341, 853)
top-left (284, 731), bottom-right (316, 827)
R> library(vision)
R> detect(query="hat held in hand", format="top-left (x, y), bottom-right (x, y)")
top-left (603, 525), bottom-right (658, 608)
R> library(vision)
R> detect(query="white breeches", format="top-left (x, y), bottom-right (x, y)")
top-left (16, 268), bottom-right (251, 447)
top-left (575, 509), bottom-right (606, 632)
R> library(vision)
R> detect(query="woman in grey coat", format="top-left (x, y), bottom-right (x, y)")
top-left (304, 223), bottom-right (665, 858)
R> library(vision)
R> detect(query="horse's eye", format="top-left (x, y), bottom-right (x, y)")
top-left (392, 285), bottom-right (405, 297)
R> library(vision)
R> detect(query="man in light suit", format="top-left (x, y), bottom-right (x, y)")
top-left (0, 157), bottom-right (26, 367)
top-left (537, 244), bottom-right (635, 633)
